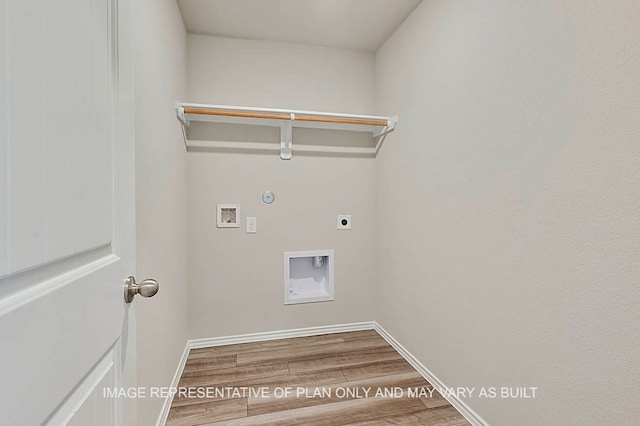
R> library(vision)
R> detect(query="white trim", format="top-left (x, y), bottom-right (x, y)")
top-left (156, 321), bottom-right (488, 426)
top-left (155, 342), bottom-right (190, 426)
top-left (0, 252), bottom-right (118, 316)
top-left (373, 323), bottom-right (488, 426)
top-left (189, 322), bottom-right (375, 350)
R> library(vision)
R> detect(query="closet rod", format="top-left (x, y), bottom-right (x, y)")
top-left (182, 107), bottom-right (389, 127)
top-left (294, 114), bottom-right (389, 127)
top-left (183, 108), bottom-right (289, 121)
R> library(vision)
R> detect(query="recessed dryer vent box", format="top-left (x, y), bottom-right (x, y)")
top-left (217, 204), bottom-right (240, 228)
top-left (284, 250), bottom-right (334, 305)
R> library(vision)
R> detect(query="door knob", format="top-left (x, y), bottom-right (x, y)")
top-left (124, 276), bottom-right (159, 303)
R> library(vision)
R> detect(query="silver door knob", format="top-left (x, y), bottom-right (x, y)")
top-left (124, 276), bottom-right (159, 304)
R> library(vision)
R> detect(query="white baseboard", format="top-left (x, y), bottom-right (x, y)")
top-left (373, 323), bottom-right (488, 426)
top-left (188, 321), bottom-right (376, 350)
top-left (155, 342), bottom-right (190, 426)
top-left (156, 321), bottom-right (487, 426)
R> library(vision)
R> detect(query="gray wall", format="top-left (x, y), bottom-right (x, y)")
top-left (135, 0), bottom-right (189, 424)
top-left (375, 1), bottom-right (640, 425)
top-left (187, 35), bottom-right (377, 338)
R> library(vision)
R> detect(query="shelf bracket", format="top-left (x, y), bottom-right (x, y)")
top-left (175, 103), bottom-right (190, 127)
top-left (280, 113), bottom-right (294, 160)
top-left (373, 115), bottom-right (398, 138)
top-left (176, 103), bottom-right (190, 148)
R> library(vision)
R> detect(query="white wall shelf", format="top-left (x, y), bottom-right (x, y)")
top-left (176, 102), bottom-right (397, 159)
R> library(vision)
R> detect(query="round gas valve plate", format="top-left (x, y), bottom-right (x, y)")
top-left (262, 191), bottom-right (275, 204)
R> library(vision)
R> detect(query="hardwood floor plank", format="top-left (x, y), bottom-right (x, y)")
top-left (341, 359), bottom-right (416, 382)
top-left (178, 363), bottom-right (288, 387)
top-left (329, 330), bottom-right (381, 341)
top-left (420, 391), bottom-right (450, 409)
top-left (165, 398), bottom-right (247, 426)
top-left (188, 334), bottom-right (346, 358)
top-left (182, 354), bottom-right (237, 375)
top-left (172, 370), bottom-right (347, 408)
top-left (201, 397), bottom-right (428, 426)
top-left (288, 347), bottom-right (402, 375)
top-left (345, 406), bottom-right (471, 425)
top-left (236, 337), bottom-right (390, 366)
top-left (247, 371), bottom-right (429, 416)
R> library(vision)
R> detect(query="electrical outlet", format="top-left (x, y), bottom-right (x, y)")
top-left (337, 215), bottom-right (351, 230)
top-left (246, 217), bottom-right (257, 233)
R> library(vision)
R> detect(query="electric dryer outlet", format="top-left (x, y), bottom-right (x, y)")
top-left (337, 215), bottom-right (352, 230)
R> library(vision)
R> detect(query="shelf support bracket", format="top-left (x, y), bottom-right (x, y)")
top-left (175, 103), bottom-right (190, 127)
top-left (373, 115), bottom-right (398, 138)
top-left (280, 113), bottom-right (294, 160)
top-left (176, 103), bottom-right (190, 148)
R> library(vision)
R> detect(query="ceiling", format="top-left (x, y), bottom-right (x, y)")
top-left (177, 0), bottom-right (422, 52)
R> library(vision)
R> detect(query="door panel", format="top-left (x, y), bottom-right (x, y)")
top-left (43, 0), bottom-right (113, 262)
top-left (0, 0), bottom-right (135, 424)
top-left (46, 345), bottom-right (117, 426)
top-left (5, 0), bottom-right (47, 272)
top-left (0, 0), bottom-right (6, 278)
top-left (0, 257), bottom-right (123, 425)
top-left (5, 0), bottom-right (114, 275)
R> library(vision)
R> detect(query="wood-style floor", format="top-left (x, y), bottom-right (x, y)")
top-left (167, 330), bottom-right (470, 425)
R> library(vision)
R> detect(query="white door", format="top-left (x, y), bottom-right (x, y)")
top-left (0, 0), bottom-right (137, 425)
